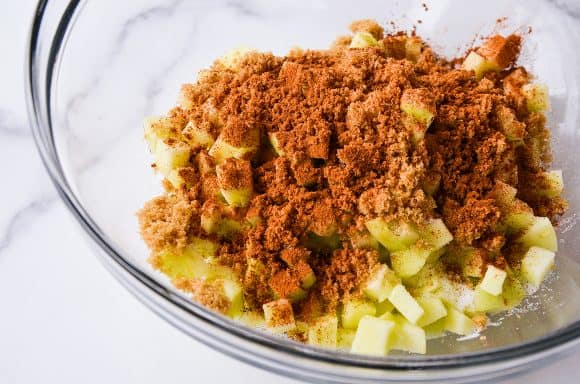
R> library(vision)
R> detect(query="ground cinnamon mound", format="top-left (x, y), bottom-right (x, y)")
top-left (138, 23), bottom-right (566, 322)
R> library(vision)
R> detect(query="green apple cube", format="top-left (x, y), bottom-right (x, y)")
top-left (186, 237), bottom-right (219, 262)
top-left (293, 260), bottom-right (316, 289)
top-left (404, 37), bottom-right (422, 62)
top-left (422, 173), bottom-right (441, 196)
top-left (390, 315), bottom-right (426, 354)
top-left (479, 265), bottom-right (507, 296)
top-left (341, 300), bottom-right (377, 329)
top-left (350, 316), bottom-right (395, 356)
top-left (491, 180), bottom-right (518, 208)
top-left (518, 216), bottom-right (558, 252)
top-left (364, 264), bottom-right (401, 302)
top-left (365, 218), bottom-right (419, 252)
top-left (351, 231), bottom-right (380, 250)
top-left (504, 210), bottom-right (535, 235)
top-left (416, 296), bottom-right (447, 327)
top-left (303, 231), bottom-right (341, 253)
top-left (200, 207), bottom-right (242, 238)
top-left (461, 248), bottom-right (486, 279)
top-left (208, 136), bottom-right (255, 165)
top-left (388, 284), bottom-right (424, 324)
top-left (444, 305), bottom-right (476, 335)
top-left (221, 279), bottom-right (244, 318)
top-left (144, 116), bottom-right (179, 152)
top-left (238, 311), bottom-right (266, 328)
top-left (152, 248), bottom-right (209, 281)
top-left (154, 140), bottom-right (191, 177)
top-left (308, 315), bottom-right (338, 348)
top-left (349, 31), bottom-right (380, 49)
top-left (263, 299), bottom-right (296, 333)
top-left (537, 170), bottom-right (564, 198)
top-left (422, 219), bottom-right (454, 250)
top-left (502, 275), bottom-right (526, 309)
top-left (522, 83), bottom-right (550, 112)
top-left (268, 132), bottom-right (285, 156)
top-left (337, 328), bottom-right (356, 349)
top-left (400, 89), bottom-right (436, 126)
top-left (220, 189), bottom-right (253, 208)
top-left (521, 246), bottom-right (555, 286)
top-left (497, 106), bottom-right (525, 144)
top-left (462, 51), bottom-right (500, 80)
top-left (182, 121), bottom-right (214, 149)
top-left (376, 299), bottom-right (395, 316)
top-left (390, 245), bottom-right (431, 278)
top-left (473, 287), bottom-right (504, 313)
top-left (424, 317), bottom-right (447, 339)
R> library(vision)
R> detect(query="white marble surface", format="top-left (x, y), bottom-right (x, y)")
top-left (1, 1), bottom-right (579, 383)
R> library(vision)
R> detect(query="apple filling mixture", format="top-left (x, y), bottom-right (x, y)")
top-left (138, 20), bottom-right (567, 356)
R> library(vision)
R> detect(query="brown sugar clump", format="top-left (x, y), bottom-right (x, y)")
top-left (139, 21), bottom-right (566, 326)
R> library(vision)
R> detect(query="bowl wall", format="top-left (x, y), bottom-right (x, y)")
top-left (28, 0), bottom-right (580, 382)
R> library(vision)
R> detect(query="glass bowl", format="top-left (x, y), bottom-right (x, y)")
top-left (26, 0), bottom-right (580, 382)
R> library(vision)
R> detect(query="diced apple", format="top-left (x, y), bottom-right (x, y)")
top-left (477, 35), bottom-right (521, 69)
top-left (518, 216), bottom-right (558, 252)
top-left (388, 284), bottom-right (424, 324)
top-left (502, 275), bottom-right (526, 309)
top-left (424, 317), bottom-right (447, 339)
top-left (263, 299), bottom-right (296, 333)
top-left (208, 136), bottom-right (255, 165)
top-left (302, 232), bottom-right (341, 253)
top-left (462, 51), bottom-right (500, 80)
top-left (293, 260), bottom-right (316, 289)
top-left (405, 37), bottom-right (422, 62)
top-left (479, 265), bottom-right (507, 296)
top-left (421, 219), bottom-right (454, 250)
top-left (337, 328), bottom-right (356, 349)
top-left (444, 305), bottom-right (476, 335)
top-left (349, 31), bottom-right (380, 49)
top-left (496, 105), bottom-right (525, 144)
top-left (461, 248), bottom-right (486, 279)
top-left (238, 311), bottom-right (266, 328)
top-left (400, 88), bottom-right (436, 127)
top-left (521, 246), bottom-right (555, 287)
top-left (376, 299), bottom-right (394, 316)
top-left (350, 231), bottom-right (380, 251)
top-left (308, 315), bottom-right (338, 348)
top-left (350, 316), bottom-right (395, 356)
top-left (341, 300), bottom-right (377, 329)
top-left (416, 296), bottom-right (447, 327)
top-left (221, 279), bottom-right (244, 318)
top-left (537, 170), bottom-right (564, 198)
top-left (390, 314), bottom-right (426, 354)
top-left (150, 248), bottom-right (208, 281)
top-left (153, 140), bottom-right (191, 177)
top-left (200, 202), bottom-right (242, 238)
top-left (504, 209), bottom-right (535, 235)
top-left (365, 218), bottom-right (420, 252)
top-left (390, 245), bottom-right (432, 278)
top-left (268, 132), bottom-right (285, 156)
top-left (522, 83), bottom-right (550, 112)
top-left (473, 287), bottom-right (504, 313)
top-left (364, 264), bottom-right (401, 302)
top-left (182, 121), bottom-right (214, 149)
top-left (269, 269), bottom-right (307, 303)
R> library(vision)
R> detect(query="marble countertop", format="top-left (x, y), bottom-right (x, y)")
top-left (1, 1), bottom-right (579, 383)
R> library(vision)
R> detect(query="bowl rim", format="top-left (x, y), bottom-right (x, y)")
top-left (25, 0), bottom-right (580, 380)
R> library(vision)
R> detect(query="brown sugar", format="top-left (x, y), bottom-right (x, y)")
top-left (138, 22), bottom-right (567, 325)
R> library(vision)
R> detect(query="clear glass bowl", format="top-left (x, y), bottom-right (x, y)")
top-left (26, 0), bottom-right (580, 382)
